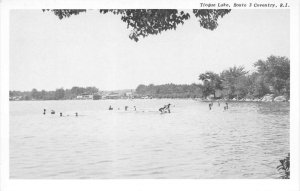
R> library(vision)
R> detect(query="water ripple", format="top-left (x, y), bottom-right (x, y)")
top-left (10, 100), bottom-right (289, 179)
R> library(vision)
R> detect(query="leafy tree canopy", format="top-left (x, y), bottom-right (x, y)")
top-left (43, 9), bottom-right (231, 41)
top-left (254, 55), bottom-right (290, 94)
top-left (199, 71), bottom-right (222, 98)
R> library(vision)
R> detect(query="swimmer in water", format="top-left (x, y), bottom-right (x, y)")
top-left (51, 110), bottom-right (55, 114)
top-left (159, 107), bottom-right (164, 113)
top-left (108, 106), bottom-right (113, 110)
top-left (159, 107), bottom-right (162, 113)
top-left (159, 104), bottom-right (171, 114)
top-left (209, 103), bottom-right (212, 110)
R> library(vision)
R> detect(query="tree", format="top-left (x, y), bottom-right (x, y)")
top-left (254, 55), bottom-right (290, 96)
top-left (70, 86), bottom-right (85, 95)
top-left (235, 75), bottom-right (252, 98)
top-left (135, 83), bottom-right (203, 98)
top-left (31, 88), bottom-right (40, 100)
top-left (220, 66), bottom-right (248, 99)
top-left (44, 9), bottom-right (231, 42)
top-left (41, 90), bottom-right (47, 100)
top-left (285, 77), bottom-right (290, 98)
top-left (277, 153), bottom-right (290, 179)
top-left (85, 86), bottom-right (99, 94)
top-left (54, 88), bottom-right (65, 100)
top-left (199, 71), bottom-right (222, 98)
top-left (136, 84), bottom-right (147, 95)
top-left (248, 73), bottom-right (269, 98)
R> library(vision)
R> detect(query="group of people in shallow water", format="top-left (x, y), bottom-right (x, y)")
top-left (208, 101), bottom-right (229, 110)
top-left (159, 103), bottom-right (171, 114)
top-left (108, 104), bottom-right (172, 114)
top-left (43, 109), bottom-right (78, 117)
top-left (108, 105), bottom-right (137, 111)
top-left (43, 101), bottom-right (227, 116)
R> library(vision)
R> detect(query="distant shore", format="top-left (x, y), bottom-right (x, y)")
top-left (197, 94), bottom-right (289, 103)
top-left (9, 94), bottom-right (289, 103)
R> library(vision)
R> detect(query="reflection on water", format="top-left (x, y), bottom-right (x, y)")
top-left (10, 99), bottom-right (289, 179)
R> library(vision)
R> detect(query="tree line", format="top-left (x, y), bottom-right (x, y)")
top-left (10, 86), bottom-right (99, 100)
top-left (136, 83), bottom-right (203, 98)
top-left (136, 55), bottom-right (290, 99)
top-left (10, 55), bottom-right (289, 100)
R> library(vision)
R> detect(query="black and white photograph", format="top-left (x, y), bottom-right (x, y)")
top-left (1, 0), bottom-right (300, 191)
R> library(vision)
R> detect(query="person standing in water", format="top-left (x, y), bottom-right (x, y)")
top-left (166, 103), bottom-right (171, 113)
top-left (125, 106), bottom-right (128, 111)
top-left (43, 109), bottom-right (46, 115)
top-left (209, 103), bottom-right (212, 110)
top-left (224, 102), bottom-right (229, 110)
top-left (134, 106), bottom-right (136, 111)
top-left (159, 103), bottom-right (171, 113)
top-left (60, 112), bottom-right (63, 117)
top-left (75, 112), bottom-right (78, 117)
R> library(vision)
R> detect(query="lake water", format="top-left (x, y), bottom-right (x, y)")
top-left (10, 99), bottom-right (289, 179)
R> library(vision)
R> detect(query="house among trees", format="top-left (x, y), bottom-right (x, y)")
top-left (102, 92), bottom-right (121, 99)
top-left (9, 96), bottom-right (23, 101)
top-left (124, 92), bottom-right (134, 99)
top-left (76, 93), bottom-right (93, 100)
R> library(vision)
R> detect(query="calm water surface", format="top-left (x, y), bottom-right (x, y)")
top-left (10, 99), bottom-right (289, 179)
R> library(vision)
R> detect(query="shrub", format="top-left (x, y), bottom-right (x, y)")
top-left (277, 153), bottom-right (290, 179)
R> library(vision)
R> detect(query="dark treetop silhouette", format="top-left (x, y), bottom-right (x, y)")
top-left (44, 9), bottom-right (231, 41)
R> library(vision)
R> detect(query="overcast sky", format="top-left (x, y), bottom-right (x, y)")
top-left (10, 9), bottom-right (289, 91)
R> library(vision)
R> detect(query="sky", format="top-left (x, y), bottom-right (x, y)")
top-left (9, 9), bottom-right (290, 91)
